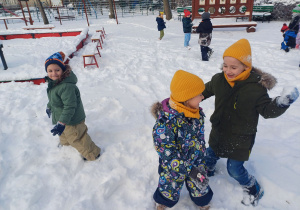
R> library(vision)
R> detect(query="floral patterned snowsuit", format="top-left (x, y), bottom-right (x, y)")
top-left (152, 98), bottom-right (213, 208)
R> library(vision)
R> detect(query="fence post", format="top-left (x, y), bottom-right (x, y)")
top-left (0, 44), bottom-right (8, 70)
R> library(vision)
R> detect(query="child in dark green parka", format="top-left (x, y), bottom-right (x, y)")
top-left (45, 52), bottom-right (101, 161)
top-left (202, 39), bottom-right (299, 207)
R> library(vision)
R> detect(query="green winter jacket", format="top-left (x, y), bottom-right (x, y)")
top-left (46, 68), bottom-right (85, 126)
top-left (202, 67), bottom-right (289, 161)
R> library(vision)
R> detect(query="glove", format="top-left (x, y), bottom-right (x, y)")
top-left (189, 165), bottom-right (209, 191)
top-left (51, 122), bottom-right (65, 136)
top-left (46, 108), bottom-right (51, 118)
top-left (276, 87), bottom-right (299, 108)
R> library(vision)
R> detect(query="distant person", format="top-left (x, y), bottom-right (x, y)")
top-left (202, 39), bottom-right (299, 207)
top-left (196, 12), bottom-right (213, 61)
top-left (295, 22), bottom-right (300, 49)
top-left (281, 29), bottom-right (297, 52)
top-left (156, 12), bottom-right (166, 40)
top-left (288, 10), bottom-right (300, 32)
top-left (182, 9), bottom-right (193, 49)
top-left (45, 52), bottom-right (101, 161)
top-left (151, 70), bottom-right (213, 210)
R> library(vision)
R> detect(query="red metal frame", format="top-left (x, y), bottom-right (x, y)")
top-left (192, 0), bottom-right (254, 21)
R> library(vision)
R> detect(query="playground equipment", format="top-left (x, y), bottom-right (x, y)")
top-left (17, 0), bottom-right (33, 25)
top-left (192, 0), bottom-right (255, 21)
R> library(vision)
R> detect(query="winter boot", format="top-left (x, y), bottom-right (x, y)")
top-left (155, 203), bottom-right (167, 210)
top-left (199, 205), bottom-right (210, 210)
top-left (207, 48), bottom-right (214, 59)
top-left (83, 153), bottom-right (100, 161)
top-left (241, 180), bottom-right (264, 207)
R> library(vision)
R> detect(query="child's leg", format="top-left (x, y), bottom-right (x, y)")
top-left (63, 121), bottom-right (101, 160)
top-left (184, 33), bottom-right (189, 47)
top-left (227, 159), bottom-right (264, 206)
top-left (160, 30), bottom-right (164, 40)
top-left (200, 46), bottom-right (209, 61)
top-left (59, 134), bottom-right (70, 146)
top-left (185, 178), bottom-right (213, 207)
top-left (187, 33), bottom-right (191, 45)
top-left (153, 170), bottom-right (185, 208)
top-left (204, 147), bottom-right (220, 176)
top-left (226, 159), bottom-right (254, 186)
top-left (184, 33), bottom-right (191, 47)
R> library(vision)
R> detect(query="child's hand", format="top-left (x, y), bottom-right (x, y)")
top-left (46, 108), bottom-right (51, 118)
top-left (51, 122), bottom-right (65, 136)
top-left (189, 165), bottom-right (209, 191)
top-left (276, 87), bottom-right (299, 108)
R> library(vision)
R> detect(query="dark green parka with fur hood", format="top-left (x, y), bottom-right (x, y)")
top-left (203, 67), bottom-right (289, 161)
top-left (46, 65), bottom-right (85, 126)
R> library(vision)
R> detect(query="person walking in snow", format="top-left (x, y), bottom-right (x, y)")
top-left (45, 52), bottom-right (101, 161)
top-left (151, 70), bottom-right (213, 210)
top-left (202, 39), bottom-right (299, 207)
top-left (156, 12), bottom-right (166, 40)
top-left (196, 12), bottom-right (213, 61)
top-left (182, 9), bottom-right (193, 49)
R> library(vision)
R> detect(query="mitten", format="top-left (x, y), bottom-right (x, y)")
top-left (189, 165), bottom-right (209, 191)
top-left (276, 87), bottom-right (299, 108)
top-left (46, 108), bottom-right (51, 118)
top-left (51, 122), bottom-right (65, 136)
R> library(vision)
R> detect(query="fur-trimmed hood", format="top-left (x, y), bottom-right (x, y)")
top-left (151, 101), bottom-right (163, 119)
top-left (252, 66), bottom-right (277, 90)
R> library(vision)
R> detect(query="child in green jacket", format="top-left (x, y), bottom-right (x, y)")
top-left (202, 39), bottom-right (299, 206)
top-left (45, 52), bottom-right (101, 161)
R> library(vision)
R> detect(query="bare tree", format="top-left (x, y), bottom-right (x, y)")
top-left (163, 0), bottom-right (172, 20)
top-left (108, 0), bottom-right (115, 19)
top-left (36, 0), bottom-right (49, 24)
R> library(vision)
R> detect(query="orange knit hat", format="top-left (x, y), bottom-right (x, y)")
top-left (170, 70), bottom-right (205, 102)
top-left (223, 39), bottom-right (252, 69)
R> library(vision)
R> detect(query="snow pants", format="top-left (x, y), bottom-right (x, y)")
top-left (159, 30), bottom-right (164, 40)
top-left (60, 121), bottom-right (101, 161)
top-left (204, 147), bottom-right (256, 187)
top-left (153, 165), bottom-right (213, 208)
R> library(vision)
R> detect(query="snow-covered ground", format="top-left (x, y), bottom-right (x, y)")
top-left (0, 14), bottom-right (299, 210)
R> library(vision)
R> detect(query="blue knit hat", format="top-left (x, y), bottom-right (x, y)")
top-left (45, 52), bottom-right (66, 72)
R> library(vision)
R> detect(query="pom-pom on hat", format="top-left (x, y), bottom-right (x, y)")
top-left (184, 9), bottom-right (191, 17)
top-left (223, 39), bottom-right (252, 69)
top-left (202, 12), bottom-right (210, 20)
top-left (170, 70), bottom-right (205, 102)
top-left (159, 11), bottom-right (164, 15)
top-left (45, 51), bottom-right (66, 72)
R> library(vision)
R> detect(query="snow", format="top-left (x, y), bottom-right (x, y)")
top-left (0, 14), bottom-right (300, 210)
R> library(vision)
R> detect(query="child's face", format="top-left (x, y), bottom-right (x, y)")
top-left (47, 64), bottom-right (63, 80)
top-left (223, 57), bottom-right (247, 79)
top-left (185, 94), bottom-right (204, 109)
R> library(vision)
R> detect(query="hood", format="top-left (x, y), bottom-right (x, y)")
top-left (252, 67), bottom-right (277, 90)
top-left (151, 98), bottom-right (178, 119)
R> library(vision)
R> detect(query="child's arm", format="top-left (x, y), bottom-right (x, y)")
top-left (256, 87), bottom-right (298, 118)
top-left (153, 119), bottom-right (190, 177)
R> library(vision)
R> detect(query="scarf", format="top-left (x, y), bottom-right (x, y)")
top-left (169, 96), bottom-right (200, 119)
top-left (224, 67), bottom-right (251, 87)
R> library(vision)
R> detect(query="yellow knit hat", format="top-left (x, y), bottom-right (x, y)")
top-left (170, 70), bottom-right (205, 102)
top-left (223, 39), bottom-right (252, 69)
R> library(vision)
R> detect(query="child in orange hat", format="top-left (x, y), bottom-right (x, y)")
top-left (182, 9), bottom-right (193, 49)
top-left (202, 39), bottom-right (299, 206)
top-left (156, 12), bottom-right (166, 40)
top-left (151, 70), bottom-right (213, 210)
